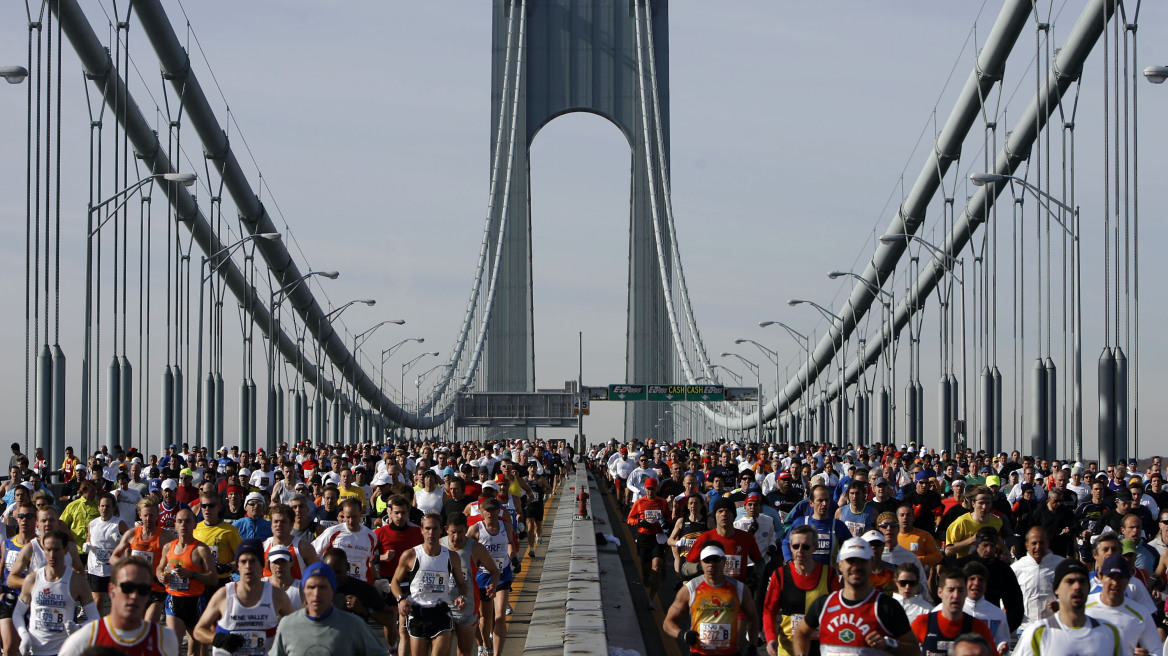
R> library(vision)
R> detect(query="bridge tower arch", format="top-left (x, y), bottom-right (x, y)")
top-left (487, 0), bottom-right (674, 442)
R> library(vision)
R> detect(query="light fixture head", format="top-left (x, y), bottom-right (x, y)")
top-left (259, 232), bottom-right (282, 241)
top-left (969, 172), bottom-right (1008, 186)
top-left (758, 321), bottom-right (774, 328)
top-left (360, 299), bottom-right (376, 306)
top-left (827, 271), bottom-right (847, 279)
top-left (160, 172), bottom-right (198, 186)
top-left (319, 271), bottom-right (340, 279)
top-left (389, 319), bottom-right (406, 325)
top-left (0, 66), bottom-right (28, 84)
top-left (429, 351), bottom-right (439, 356)
top-left (719, 352), bottom-right (734, 358)
top-left (416, 338), bottom-right (425, 343)
top-left (878, 234), bottom-right (906, 245)
top-left (787, 299), bottom-right (804, 306)
top-left (1145, 65), bottom-right (1168, 84)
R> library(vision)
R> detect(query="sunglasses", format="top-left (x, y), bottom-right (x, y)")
top-left (897, 579), bottom-right (919, 586)
top-left (789, 543), bottom-right (814, 551)
top-left (878, 522), bottom-right (897, 529)
top-left (118, 581), bottom-right (152, 596)
top-left (202, 503), bottom-right (220, 508)
top-left (15, 513), bottom-right (34, 520)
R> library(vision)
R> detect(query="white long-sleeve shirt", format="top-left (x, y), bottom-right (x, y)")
top-left (1011, 552), bottom-right (1065, 628)
top-left (962, 596), bottom-right (1011, 652)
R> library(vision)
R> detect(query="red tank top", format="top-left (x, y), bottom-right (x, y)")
top-left (93, 618), bottom-right (168, 656)
top-left (158, 503), bottom-right (179, 532)
top-left (817, 589), bottom-right (894, 653)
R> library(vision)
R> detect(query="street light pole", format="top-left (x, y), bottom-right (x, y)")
top-left (971, 171), bottom-right (1081, 461)
top-left (266, 270), bottom-right (339, 453)
top-left (721, 352), bottom-right (762, 443)
top-left (193, 231), bottom-right (280, 452)
top-left (402, 352), bottom-right (440, 413)
top-left (84, 173), bottom-right (196, 454)
top-left (380, 338), bottom-right (424, 398)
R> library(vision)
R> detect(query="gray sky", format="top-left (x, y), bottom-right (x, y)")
top-left (2, 1), bottom-right (1167, 455)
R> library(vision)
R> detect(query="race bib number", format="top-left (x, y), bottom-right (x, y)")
top-left (493, 557), bottom-right (506, 572)
top-left (816, 531), bottom-right (831, 555)
top-left (909, 542), bottom-right (919, 552)
top-left (643, 509), bottom-right (662, 525)
top-left (131, 549), bottom-right (154, 565)
top-left (237, 630), bottom-right (268, 656)
top-left (844, 521), bottom-right (865, 537)
top-left (169, 571), bottom-right (190, 592)
top-left (724, 555), bottom-right (743, 578)
top-left (34, 607), bottom-right (65, 633)
top-left (349, 561), bottom-right (361, 578)
top-left (87, 547), bottom-right (112, 575)
top-left (698, 622), bottom-right (732, 650)
top-left (208, 545), bottom-right (220, 565)
top-left (418, 570), bottom-right (447, 594)
top-left (790, 613), bottom-right (804, 630)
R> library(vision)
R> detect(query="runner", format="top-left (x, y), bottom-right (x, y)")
top-left (522, 462), bottom-right (549, 554)
top-left (84, 492), bottom-right (130, 610)
top-left (56, 557), bottom-right (179, 656)
top-left (626, 476), bottom-right (671, 608)
top-left (261, 503), bottom-right (319, 579)
top-left (685, 498), bottom-right (762, 583)
top-left (374, 494), bottom-right (423, 653)
top-left (794, 537), bottom-right (919, 656)
top-left (111, 498), bottom-right (170, 622)
top-left (762, 524), bottom-right (840, 656)
top-left (192, 491), bottom-right (243, 593)
top-left (12, 529), bottom-right (96, 656)
top-left (1014, 559), bottom-right (1122, 656)
top-left (269, 562), bottom-right (388, 656)
top-left (262, 547), bottom-right (302, 611)
top-left (159, 508), bottom-right (218, 655)
top-left (193, 539), bottom-right (293, 656)
top-left (390, 513), bottom-right (468, 656)
top-left (467, 498), bottom-right (514, 656)
top-left (663, 544), bottom-right (759, 656)
top-left (910, 568), bottom-right (996, 656)
top-left (313, 498), bottom-right (379, 585)
top-left (441, 513), bottom-right (499, 656)
top-left (0, 501), bottom-right (36, 656)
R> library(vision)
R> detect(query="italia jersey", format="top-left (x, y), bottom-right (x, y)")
top-left (809, 590), bottom-right (903, 656)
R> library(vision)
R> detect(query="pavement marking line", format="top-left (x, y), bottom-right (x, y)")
top-left (597, 474), bottom-right (683, 656)
top-left (504, 486), bottom-right (554, 629)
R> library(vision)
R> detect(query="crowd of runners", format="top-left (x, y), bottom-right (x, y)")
top-left (592, 440), bottom-right (1168, 656)
top-left (0, 439), bottom-right (572, 656)
top-left (2, 434), bottom-right (1164, 656)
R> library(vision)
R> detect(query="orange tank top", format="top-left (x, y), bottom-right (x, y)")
top-left (685, 577), bottom-right (744, 656)
top-left (164, 540), bottom-right (206, 597)
top-left (129, 526), bottom-right (166, 593)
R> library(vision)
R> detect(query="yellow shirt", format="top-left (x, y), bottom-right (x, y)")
top-left (193, 520), bottom-right (242, 581)
top-left (337, 485), bottom-right (367, 507)
top-left (944, 513), bottom-right (1003, 558)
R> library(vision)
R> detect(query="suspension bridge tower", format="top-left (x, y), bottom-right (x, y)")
top-left (487, 0), bottom-right (675, 442)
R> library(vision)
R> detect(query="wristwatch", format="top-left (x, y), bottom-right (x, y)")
top-left (882, 637), bottom-right (899, 649)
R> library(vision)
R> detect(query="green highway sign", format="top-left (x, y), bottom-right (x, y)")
top-left (685, 385), bottom-right (725, 402)
top-left (647, 385), bottom-right (687, 402)
top-left (602, 383), bottom-right (729, 401)
top-left (607, 384), bottom-right (646, 401)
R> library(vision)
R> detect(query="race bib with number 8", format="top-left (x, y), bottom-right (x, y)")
top-left (698, 622), bottom-right (731, 650)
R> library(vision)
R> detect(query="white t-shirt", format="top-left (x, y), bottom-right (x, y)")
top-left (1085, 593), bottom-right (1163, 656)
top-left (1014, 614), bottom-right (1121, 656)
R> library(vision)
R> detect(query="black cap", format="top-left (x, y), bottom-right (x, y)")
top-left (712, 498), bottom-right (737, 516)
top-left (1116, 488), bottom-right (1133, 502)
top-left (1053, 559), bottom-right (1090, 588)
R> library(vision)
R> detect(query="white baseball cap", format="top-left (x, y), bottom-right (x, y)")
top-left (699, 544), bottom-right (726, 562)
top-left (160, 479), bottom-right (178, 491)
top-left (860, 529), bottom-right (884, 544)
top-left (371, 473), bottom-right (391, 487)
top-left (837, 537), bottom-right (875, 562)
